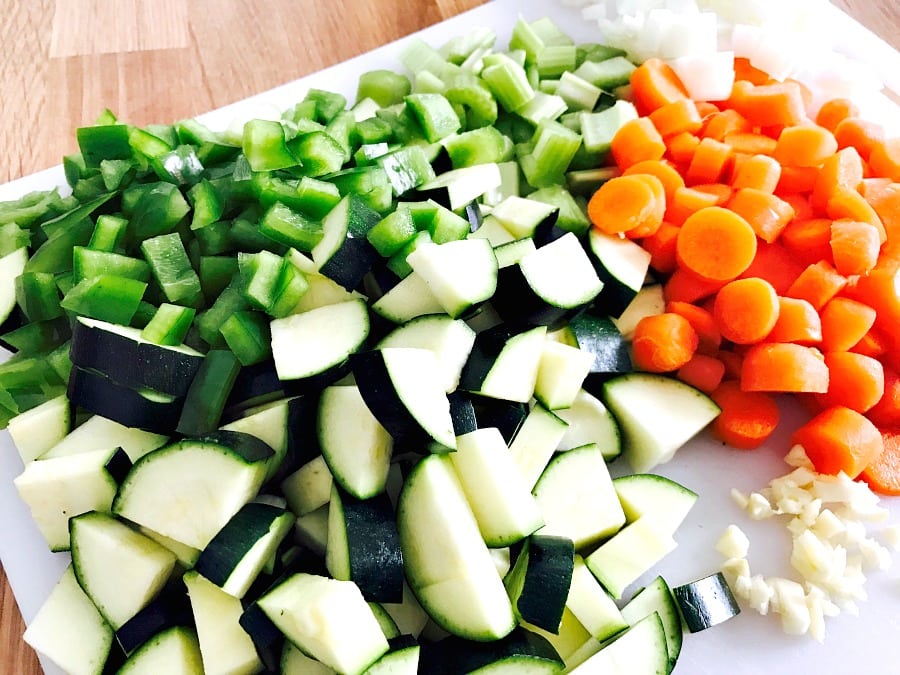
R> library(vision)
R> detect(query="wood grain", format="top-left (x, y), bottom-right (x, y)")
top-left (0, 0), bottom-right (897, 672)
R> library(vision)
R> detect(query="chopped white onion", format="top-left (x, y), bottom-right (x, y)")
top-left (667, 50), bottom-right (734, 101)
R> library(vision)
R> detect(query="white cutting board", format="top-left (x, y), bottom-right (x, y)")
top-left (2, 1), bottom-right (899, 674)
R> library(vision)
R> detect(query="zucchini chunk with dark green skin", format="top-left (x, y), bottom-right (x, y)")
top-left (419, 627), bottom-right (564, 675)
top-left (194, 501), bottom-right (295, 600)
top-left (115, 586), bottom-right (193, 656)
top-left (505, 535), bottom-right (575, 633)
top-left (563, 311), bottom-right (632, 378)
top-left (311, 195), bottom-right (382, 292)
top-left (673, 572), bottom-right (741, 633)
top-left (69, 316), bottom-right (204, 397)
top-left (351, 348), bottom-right (456, 451)
top-left (326, 489), bottom-right (404, 603)
top-left (458, 323), bottom-right (546, 404)
top-left (584, 229), bottom-right (652, 319)
top-left (67, 367), bottom-right (183, 435)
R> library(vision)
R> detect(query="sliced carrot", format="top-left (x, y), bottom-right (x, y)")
top-left (860, 428), bottom-right (900, 496)
top-left (718, 349), bottom-right (744, 381)
top-left (773, 124), bottom-right (838, 168)
top-left (851, 267), bottom-right (900, 333)
top-left (819, 297), bottom-right (877, 352)
top-left (780, 218), bottom-right (834, 266)
top-left (685, 137), bottom-right (733, 185)
top-left (767, 296), bottom-right (822, 344)
top-left (666, 300), bottom-right (722, 355)
top-left (866, 365), bottom-right (900, 429)
top-left (730, 154), bottom-right (782, 193)
top-left (737, 241), bottom-right (805, 295)
top-left (792, 405), bottom-right (883, 477)
top-left (733, 57), bottom-right (772, 85)
top-left (690, 183), bottom-right (733, 205)
top-left (677, 354), bottom-right (726, 393)
top-left (587, 174), bottom-right (666, 236)
top-left (665, 185), bottom-right (720, 225)
top-left (813, 352), bottom-right (884, 414)
top-left (815, 98), bottom-right (860, 132)
top-left (675, 206), bottom-right (757, 282)
top-left (783, 193), bottom-right (815, 220)
top-left (640, 221), bottom-right (680, 275)
top-left (665, 132), bottom-right (701, 165)
top-left (625, 174), bottom-right (668, 238)
top-left (869, 138), bottom-right (900, 181)
top-left (611, 117), bottom-right (667, 170)
top-left (829, 219), bottom-right (880, 276)
top-left (702, 109), bottom-right (752, 141)
top-left (727, 188), bottom-right (795, 243)
top-left (623, 159), bottom-right (685, 202)
top-left (833, 117), bottom-right (885, 161)
top-left (825, 187), bottom-right (887, 242)
top-left (630, 58), bottom-right (690, 115)
top-left (851, 327), bottom-right (887, 359)
top-left (785, 260), bottom-right (848, 310)
top-left (648, 98), bottom-right (703, 138)
top-left (723, 132), bottom-right (778, 157)
top-left (741, 343), bottom-right (830, 393)
top-left (631, 312), bottom-right (698, 373)
top-left (714, 277), bottom-right (780, 344)
top-left (775, 166), bottom-right (819, 194)
top-left (728, 80), bottom-right (807, 128)
top-left (710, 380), bottom-right (780, 450)
top-left (810, 146), bottom-right (864, 211)
top-left (664, 266), bottom-right (725, 304)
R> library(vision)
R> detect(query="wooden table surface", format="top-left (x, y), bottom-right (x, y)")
top-left (0, 0), bottom-right (897, 672)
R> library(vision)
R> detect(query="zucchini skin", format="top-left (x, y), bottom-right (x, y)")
top-left (343, 491), bottom-right (404, 603)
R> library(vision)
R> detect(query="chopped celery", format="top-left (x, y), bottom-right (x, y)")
top-left (356, 70), bottom-right (411, 107)
top-left (481, 54), bottom-right (535, 112)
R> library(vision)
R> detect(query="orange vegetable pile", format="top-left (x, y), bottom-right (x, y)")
top-left (588, 56), bottom-right (900, 494)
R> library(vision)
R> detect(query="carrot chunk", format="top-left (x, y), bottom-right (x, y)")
top-left (631, 312), bottom-right (698, 373)
top-left (866, 365), bottom-right (900, 429)
top-left (723, 132), bottom-right (778, 157)
top-left (869, 138), bottom-right (900, 181)
top-left (780, 218), bottom-right (834, 266)
top-left (666, 132), bottom-right (701, 165)
top-left (767, 297), bottom-right (822, 344)
top-left (819, 297), bottom-right (877, 352)
top-left (860, 428), bottom-right (900, 496)
top-left (640, 221), bottom-right (681, 275)
top-left (730, 154), bottom-right (781, 193)
top-left (833, 117), bottom-right (885, 161)
top-left (710, 381), bottom-right (780, 450)
top-left (702, 109), bottom-right (752, 141)
top-left (727, 188), bottom-right (795, 243)
top-left (685, 137), bottom-right (733, 185)
top-left (773, 124), bottom-right (838, 168)
top-left (829, 219), bottom-right (880, 276)
top-left (737, 242), bottom-right (805, 295)
top-left (785, 261), bottom-right (847, 310)
top-left (728, 80), bottom-right (807, 128)
top-left (630, 58), bottom-right (690, 115)
top-left (623, 159), bottom-right (685, 202)
top-left (675, 206), bottom-right (757, 282)
top-left (811, 147), bottom-right (864, 211)
top-left (714, 277), bottom-right (780, 344)
top-left (611, 117), bottom-right (667, 170)
top-left (792, 405), bottom-right (883, 477)
top-left (815, 98), bottom-right (859, 132)
top-left (648, 98), bottom-right (703, 138)
top-left (678, 354), bottom-right (726, 393)
top-left (666, 186), bottom-right (721, 225)
top-left (666, 300), bottom-right (722, 355)
top-left (664, 267), bottom-right (725, 304)
top-left (741, 343), bottom-right (830, 393)
top-left (826, 188), bottom-right (887, 242)
top-left (814, 352), bottom-right (885, 414)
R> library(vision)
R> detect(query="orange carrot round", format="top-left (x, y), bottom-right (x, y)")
top-left (625, 174), bottom-right (668, 238)
top-left (631, 312), bottom-right (699, 373)
top-left (767, 296), bottom-right (822, 344)
top-left (741, 343), bottom-right (830, 393)
top-left (814, 351), bottom-right (885, 414)
top-left (640, 221), bottom-right (681, 275)
top-left (710, 380), bottom-right (780, 450)
top-left (792, 405), bottom-right (883, 477)
top-left (714, 277), bottom-right (780, 344)
top-left (773, 124), bottom-right (838, 168)
top-left (675, 206), bottom-right (758, 282)
top-left (829, 219), bottom-right (881, 276)
top-left (587, 174), bottom-right (665, 236)
top-left (860, 428), bottom-right (900, 496)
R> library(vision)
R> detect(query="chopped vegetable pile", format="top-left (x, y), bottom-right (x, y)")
top-left (1, 1), bottom-right (899, 673)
